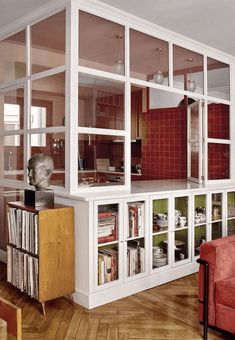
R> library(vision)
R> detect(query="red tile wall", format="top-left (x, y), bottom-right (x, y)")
top-left (208, 143), bottom-right (230, 179)
top-left (141, 107), bottom-right (187, 180)
top-left (208, 103), bottom-right (229, 139)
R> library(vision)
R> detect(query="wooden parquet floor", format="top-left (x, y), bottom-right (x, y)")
top-left (0, 262), bottom-right (233, 340)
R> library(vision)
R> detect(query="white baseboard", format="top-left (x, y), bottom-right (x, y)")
top-left (0, 249), bottom-right (7, 263)
top-left (74, 262), bottom-right (199, 309)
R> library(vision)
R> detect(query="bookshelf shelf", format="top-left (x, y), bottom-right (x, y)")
top-left (7, 201), bottom-right (75, 315)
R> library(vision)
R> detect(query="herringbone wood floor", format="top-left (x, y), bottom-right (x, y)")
top-left (0, 262), bottom-right (233, 340)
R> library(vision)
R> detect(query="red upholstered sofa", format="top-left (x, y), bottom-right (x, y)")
top-left (197, 234), bottom-right (235, 339)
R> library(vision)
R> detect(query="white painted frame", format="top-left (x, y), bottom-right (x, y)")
top-left (0, 0), bottom-right (234, 195)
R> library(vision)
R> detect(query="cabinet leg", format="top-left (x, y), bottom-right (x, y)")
top-left (41, 302), bottom-right (46, 316)
top-left (68, 294), bottom-right (74, 306)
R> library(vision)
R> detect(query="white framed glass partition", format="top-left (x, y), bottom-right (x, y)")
top-left (0, 0), bottom-right (234, 195)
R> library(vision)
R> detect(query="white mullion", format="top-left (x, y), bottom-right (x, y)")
top-left (67, 0), bottom-right (78, 194)
top-left (125, 25), bottom-right (130, 190)
top-left (0, 81), bottom-right (25, 92)
top-left (0, 178), bottom-right (25, 189)
top-left (168, 42), bottom-right (173, 88)
top-left (207, 138), bottom-right (231, 145)
top-left (29, 65), bottom-right (66, 81)
top-left (0, 129), bottom-right (24, 136)
top-left (78, 65), bottom-right (126, 83)
top-left (203, 100), bottom-right (208, 183)
top-left (130, 76), bottom-right (207, 100)
top-left (77, 127), bottom-right (126, 137)
top-left (24, 25), bottom-right (31, 184)
top-left (28, 126), bottom-right (66, 134)
top-left (207, 95), bottom-right (231, 106)
top-left (203, 55), bottom-right (207, 96)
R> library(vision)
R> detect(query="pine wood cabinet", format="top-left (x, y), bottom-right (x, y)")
top-left (7, 202), bottom-right (75, 314)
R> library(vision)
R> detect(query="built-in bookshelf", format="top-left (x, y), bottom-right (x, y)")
top-left (7, 201), bottom-right (75, 315)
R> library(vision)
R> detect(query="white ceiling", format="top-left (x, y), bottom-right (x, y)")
top-left (0, 0), bottom-right (235, 57)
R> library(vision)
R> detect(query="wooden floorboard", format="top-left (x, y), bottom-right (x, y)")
top-left (0, 262), bottom-right (233, 339)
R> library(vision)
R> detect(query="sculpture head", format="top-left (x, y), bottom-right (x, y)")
top-left (27, 153), bottom-right (54, 191)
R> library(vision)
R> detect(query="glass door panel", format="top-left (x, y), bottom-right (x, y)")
top-left (174, 230), bottom-right (188, 262)
top-left (97, 203), bottom-right (119, 286)
top-left (126, 201), bottom-right (145, 277)
top-left (212, 193), bottom-right (222, 221)
top-left (212, 222), bottom-right (222, 240)
top-left (174, 196), bottom-right (189, 262)
top-left (187, 100), bottom-right (203, 183)
top-left (227, 220), bottom-right (235, 236)
top-left (227, 192), bottom-right (235, 236)
top-left (194, 194), bottom-right (207, 256)
top-left (152, 198), bottom-right (168, 269)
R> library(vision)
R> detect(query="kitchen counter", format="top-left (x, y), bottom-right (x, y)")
top-left (58, 179), bottom-right (235, 201)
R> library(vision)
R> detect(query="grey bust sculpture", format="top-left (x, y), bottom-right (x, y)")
top-left (27, 153), bottom-right (54, 191)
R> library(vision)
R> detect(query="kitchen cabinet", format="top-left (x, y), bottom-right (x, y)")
top-left (66, 183), bottom-right (235, 309)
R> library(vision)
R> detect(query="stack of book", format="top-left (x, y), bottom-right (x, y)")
top-left (128, 202), bottom-right (144, 238)
top-left (7, 245), bottom-right (38, 299)
top-left (98, 248), bottom-right (118, 285)
top-left (127, 240), bottom-right (145, 276)
top-left (98, 210), bottom-right (118, 244)
top-left (7, 207), bottom-right (38, 255)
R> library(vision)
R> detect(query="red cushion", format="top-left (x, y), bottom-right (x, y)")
top-left (216, 276), bottom-right (235, 308)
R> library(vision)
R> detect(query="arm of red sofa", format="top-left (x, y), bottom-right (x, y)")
top-left (197, 258), bottom-right (209, 340)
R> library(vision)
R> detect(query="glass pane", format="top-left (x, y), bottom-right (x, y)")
top-left (31, 72), bottom-right (65, 128)
top-left (98, 244), bottom-right (118, 285)
top-left (173, 45), bottom-right (203, 94)
top-left (194, 195), bottom-right (206, 224)
top-left (208, 143), bottom-right (230, 180)
top-left (127, 238), bottom-right (145, 276)
top-left (2, 135), bottom-right (24, 180)
top-left (212, 221), bottom-right (222, 240)
top-left (78, 74), bottom-right (124, 129)
top-left (98, 204), bottom-right (118, 244)
top-left (153, 234), bottom-right (168, 269)
top-left (228, 192), bottom-right (235, 218)
top-left (194, 225), bottom-right (206, 256)
top-left (31, 11), bottom-right (65, 74)
top-left (189, 104), bottom-right (199, 141)
top-left (0, 30), bottom-right (26, 84)
top-left (0, 187), bottom-right (23, 251)
top-left (127, 201), bottom-right (145, 238)
top-left (79, 11), bottom-right (125, 75)
top-left (212, 193), bottom-right (222, 221)
top-left (174, 229), bottom-right (188, 262)
top-left (207, 57), bottom-right (230, 100)
top-left (0, 87), bottom-right (24, 131)
top-left (30, 132), bottom-right (65, 187)
top-left (208, 103), bottom-right (230, 140)
top-left (130, 29), bottom-right (168, 84)
top-left (78, 134), bottom-right (124, 187)
top-left (137, 85), bottom-right (187, 180)
top-left (190, 143), bottom-right (199, 179)
top-left (227, 219), bottom-right (235, 236)
top-left (152, 199), bottom-right (168, 233)
top-left (175, 197), bottom-right (188, 228)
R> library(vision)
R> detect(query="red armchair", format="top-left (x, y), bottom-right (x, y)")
top-left (197, 234), bottom-right (235, 339)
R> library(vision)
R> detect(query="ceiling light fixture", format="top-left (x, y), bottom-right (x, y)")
top-left (113, 34), bottom-right (124, 75)
top-left (153, 47), bottom-right (164, 84)
top-left (186, 58), bottom-right (196, 92)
